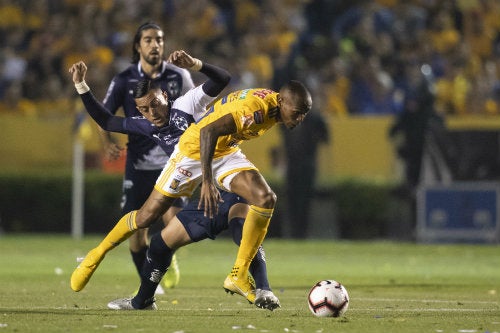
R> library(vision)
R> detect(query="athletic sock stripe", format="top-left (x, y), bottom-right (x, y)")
top-left (127, 211), bottom-right (137, 230)
top-left (249, 205), bottom-right (274, 218)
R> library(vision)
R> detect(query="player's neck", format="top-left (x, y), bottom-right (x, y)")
top-left (140, 60), bottom-right (163, 79)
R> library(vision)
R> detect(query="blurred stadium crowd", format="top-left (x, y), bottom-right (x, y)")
top-left (1, 0), bottom-right (500, 118)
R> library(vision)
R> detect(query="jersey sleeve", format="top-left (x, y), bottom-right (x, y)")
top-left (173, 85), bottom-right (217, 122)
top-left (102, 75), bottom-right (126, 114)
top-left (122, 117), bottom-right (155, 137)
top-left (178, 68), bottom-right (195, 93)
top-left (80, 91), bottom-right (127, 133)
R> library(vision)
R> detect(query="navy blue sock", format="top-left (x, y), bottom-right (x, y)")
top-left (132, 233), bottom-right (173, 308)
top-left (130, 247), bottom-right (147, 276)
top-left (229, 217), bottom-right (270, 291)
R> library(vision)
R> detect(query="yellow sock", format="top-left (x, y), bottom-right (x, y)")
top-left (234, 205), bottom-right (273, 274)
top-left (96, 211), bottom-right (138, 254)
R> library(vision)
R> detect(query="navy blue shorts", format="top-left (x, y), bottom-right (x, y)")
top-left (176, 191), bottom-right (247, 242)
top-left (121, 159), bottom-right (186, 214)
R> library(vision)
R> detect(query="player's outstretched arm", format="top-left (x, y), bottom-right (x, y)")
top-left (69, 61), bottom-right (127, 133)
top-left (167, 50), bottom-right (231, 98)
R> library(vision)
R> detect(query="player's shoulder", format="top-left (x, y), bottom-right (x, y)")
top-left (162, 62), bottom-right (191, 77)
top-left (124, 115), bottom-right (156, 131)
top-left (237, 88), bottom-right (277, 98)
top-left (239, 88), bottom-right (278, 107)
top-left (108, 65), bottom-right (139, 89)
top-left (114, 64), bottom-right (138, 79)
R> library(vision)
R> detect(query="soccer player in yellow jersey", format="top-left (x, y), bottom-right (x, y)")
top-left (71, 81), bottom-right (312, 305)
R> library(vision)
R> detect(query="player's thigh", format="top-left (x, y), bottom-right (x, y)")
top-left (154, 149), bottom-right (202, 197)
top-left (161, 217), bottom-right (192, 250)
top-left (212, 150), bottom-right (275, 206)
top-left (122, 167), bottom-right (161, 213)
top-left (161, 205), bottom-right (183, 226)
top-left (229, 170), bottom-right (276, 208)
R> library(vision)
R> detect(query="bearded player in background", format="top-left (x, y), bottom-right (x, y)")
top-left (98, 22), bottom-right (194, 292)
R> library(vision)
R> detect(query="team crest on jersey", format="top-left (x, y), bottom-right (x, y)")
top-left (241, 114), bottom-right (254, 126)
top-left (172, 114), bottom-right (189, 131)
top-left (169, 179), bottom-right (180, 190)
top-left (166, 81), bottom-right (180, 99)
top-left (253, 110), bottom-right (264, 124)
top-left (177, 167), bottom-right (192, 177)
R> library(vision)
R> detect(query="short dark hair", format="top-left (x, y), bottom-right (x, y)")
top-left (282, 80), bottom-right (312, 114)
top-left (134, 79), bottom-right (150, 98)
top-left (134, 79), bottom-right (162, 99)
top-left (132, 21), bottom-right (163, 64)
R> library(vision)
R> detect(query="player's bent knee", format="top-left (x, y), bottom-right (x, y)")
top-left (256, 189), bottom-right (277, 208)
top-left (135, 211), bottom-right (161, 229)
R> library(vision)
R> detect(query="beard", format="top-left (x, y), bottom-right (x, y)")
top-left (143, 52), bottom-right (163, 66)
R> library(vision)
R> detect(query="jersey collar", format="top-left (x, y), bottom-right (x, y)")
top-left (137, 61), bottom-right (167, 78)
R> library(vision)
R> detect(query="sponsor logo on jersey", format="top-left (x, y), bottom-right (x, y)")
top-left (177, 167), bottom-right (192, 177)
top-left (239, 89), bottom-right (250, 99)
top-left (252, 89), bottom-right (274, 99)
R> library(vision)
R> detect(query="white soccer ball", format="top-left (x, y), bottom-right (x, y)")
top-left (307, 279), bottom-right (349, 317)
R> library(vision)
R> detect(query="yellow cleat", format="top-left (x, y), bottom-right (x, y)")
top-left (70, 248), bottom-right (104, 292)
top-left (162, 253), bottom-right (180, 289)
top-left (223, 266), bottom-right (256, 304)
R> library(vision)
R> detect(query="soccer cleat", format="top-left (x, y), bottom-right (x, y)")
top-left (155, 284), bottom-right (165, 295)
top-left (248, 273), bottom-right (256, 290)
top-left (70, 248), bottom-right (105, 292)
top-left (255, 289), bottom-right (281, 311)
top-left (223, 266), bottom-right (256, 304)
top-left (107, 297), bottom-right (157, 310)
top-left (162, 253), bottom-right (180, 289)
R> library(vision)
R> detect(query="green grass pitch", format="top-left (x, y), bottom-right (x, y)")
top-left (0, 235), bottom-right (498, 333)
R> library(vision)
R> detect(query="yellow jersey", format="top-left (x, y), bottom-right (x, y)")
top-left (178, 88), bottom-right (280, 159)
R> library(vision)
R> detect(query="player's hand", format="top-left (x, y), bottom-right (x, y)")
top-left (103, 142), bottom-right (124, 161)
top-left (69, 61), bottom-right (87, 84)
top-left (167, 50), bottom-right (196, 69)
top-left (198, 180), bottom-right (223, 218)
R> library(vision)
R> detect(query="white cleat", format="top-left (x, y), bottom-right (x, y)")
top-left (107, 297), bottom-right (157, 310)
top-left (255, 289), bottom-right (281, 311)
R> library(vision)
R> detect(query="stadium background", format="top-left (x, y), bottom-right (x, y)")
top-left (1, 0), bottom-right (500, 241)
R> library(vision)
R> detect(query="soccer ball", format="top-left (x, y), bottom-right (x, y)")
top-left (307, 279), bottom-right (349, 317)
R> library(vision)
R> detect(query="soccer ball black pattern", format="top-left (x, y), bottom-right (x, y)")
top-left (307, 279), bottom-right (349, 317)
